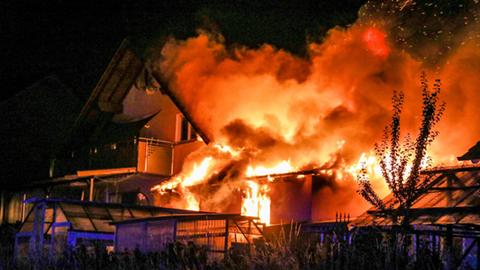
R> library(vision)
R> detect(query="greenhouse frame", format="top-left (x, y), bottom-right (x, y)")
top-left (14, 198), bottom-right (201, 258)
top-left (112, 213), bottom-right (264, 257)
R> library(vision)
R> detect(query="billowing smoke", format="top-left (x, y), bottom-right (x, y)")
top-left (149, 0), bottom-right (480, 219)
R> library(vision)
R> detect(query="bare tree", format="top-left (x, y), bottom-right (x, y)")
top-left (357, 72), bottom-right (445, 226)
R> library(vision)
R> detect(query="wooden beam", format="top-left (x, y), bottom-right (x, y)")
top-left (76, 167), bottom-right (136, 177)
top-left (368, 206), bottom-right (480, 217)
top-left (421, 164), bottom-right (480, 175)
top-left (427, 185), bottom-right (480, 192)
top-left (89, 177), bottom-right (95, 202)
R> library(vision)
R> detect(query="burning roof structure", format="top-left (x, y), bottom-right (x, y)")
top-left (140, 1), bottom-right (480, 226)
top-left (2, 1), bottom-right (480, 248)
top-left (459, 141), bottom-right (480, 162)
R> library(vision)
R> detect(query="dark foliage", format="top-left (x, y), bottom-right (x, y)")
top-left (1, 222), bottom-right (446, 270)
top-left (357, 72), bottom-right (446, 226)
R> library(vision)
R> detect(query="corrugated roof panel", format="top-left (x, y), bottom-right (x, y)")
top-left (354, 167), bottom-right (480, 228)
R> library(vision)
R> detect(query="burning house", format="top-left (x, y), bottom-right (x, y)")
top-left (2, 2), bottom-right (480, 267)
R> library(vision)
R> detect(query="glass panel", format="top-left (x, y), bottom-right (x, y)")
top-left (68, 217), bottom-right (95, 232)
top-left (458, 190), bottom-right (480, 207)
top-left (90, 218), bottom-right (114, 233)
top-left (20, 208), bottom-right (35, 233)
top-left (60, 203), bottom-right (87, 218)
top-left (129, 208), bottom-right (153, 219)
top-left (412, 192), bottom-right (444, 208)
top-left (436, 214), bottom-right (456, 224)
top-left (59, 203), bottom-right (95, 231)
top-left (84, 205), bottom-right (111, 220)
top-left (107, 207), bottom-right (133, 221)
top-left (55, 206), bottom-right (68, 223)
top-left (44, 208), bottom-right (54, 223)
top-left (457, 214), bottom-right (480, 224)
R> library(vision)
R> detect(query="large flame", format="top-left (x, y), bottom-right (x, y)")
top-left (152, 156), bottom-right (214, 210)
top-left (149, 1), bottom-right (480, 221)
top-left (246, 160), bottom-right (294, 178)
top-left (241, 181), bottom-right (271, 225)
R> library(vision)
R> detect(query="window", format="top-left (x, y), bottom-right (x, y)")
top-left (181, 117), bottom-right (189, 141)
top-left (175, 114), bottom-right (197, 142)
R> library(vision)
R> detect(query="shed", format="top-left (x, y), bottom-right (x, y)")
top-left (14, 198), bottom-right (200, 258)
top-left (111, 213), bottom-right (263, 257)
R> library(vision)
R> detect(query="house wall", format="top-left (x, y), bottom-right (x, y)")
top-left (137, 140), bottom-right (173, 176)
top-left (133, 88), bottom-right (205, 176)
top-left (269, 175), bottom-right (312, 225)
top-left (139, 93), bottom-right (182, 142)
top-left (172, 141), bottom-right (205, 175)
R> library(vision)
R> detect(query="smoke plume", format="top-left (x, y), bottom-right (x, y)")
top-left (150, 0), bottom-right (480, 219)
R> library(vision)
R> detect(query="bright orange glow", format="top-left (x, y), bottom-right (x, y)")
top-left (213, 143), bottom-right (241, 157)
top-left (184, 190), bottom-right (200, 211)
top-left (181, 157), bottom-right (213, 187)
top-left (246, 160), bottom-right (294, 178)
top-left (345, 151), bottom-right (436, 198)
top-left (149, 7), bottom-right (480, 222)
top-left (239, 160), bottom-right (295, 224)
top-left (151, 157), bottom-right (213, 211)
top-left (241, 181), bottom-right (271, 225)
top-left (363, 27), bottom-right (390, 57)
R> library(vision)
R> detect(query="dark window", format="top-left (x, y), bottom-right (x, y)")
top-left (190, 128), bottom-right (197, 140)
top-left (181, 117), bottom-right (189, 141)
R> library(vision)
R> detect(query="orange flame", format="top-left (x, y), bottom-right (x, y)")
top-left (241, 181), bottom-right (271, 225)
top-left (151, 156), bottom-right (214, 211)
top-left (149, 3), bottom-right (480, 221)
top-left (246, 160), bottom-right (294, 178)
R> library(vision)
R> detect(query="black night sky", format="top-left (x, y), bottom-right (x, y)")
top-left (0, 0), bottom-right (366, 185)
top-left (0, 0), bottom-right (366, 101)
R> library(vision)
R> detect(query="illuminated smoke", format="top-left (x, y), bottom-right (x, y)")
top-left (150, 0), bottom-right (480, 219)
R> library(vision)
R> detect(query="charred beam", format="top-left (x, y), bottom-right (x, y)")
top-left (368, 206), bottom-right (480, 217)
top-left (420, 164), bottom-right (480, 174)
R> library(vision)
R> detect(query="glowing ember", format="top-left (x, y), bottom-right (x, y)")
top-left (241, 181), bottom-right (271, 225)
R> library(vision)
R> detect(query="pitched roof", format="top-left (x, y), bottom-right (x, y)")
top-left (20, 198), bottom-right (202, 234)
top-left (68, 39), bottom-right (146, 148)
top-left (69, 38), bottom-right (210, 147)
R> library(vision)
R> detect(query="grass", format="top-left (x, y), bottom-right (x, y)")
top-left (0, 223), bottom-right (454, 270)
